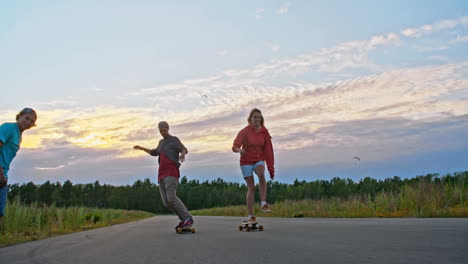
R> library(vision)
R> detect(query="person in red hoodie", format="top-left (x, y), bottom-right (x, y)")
top-left (232, 108), bottom-right (275, 223)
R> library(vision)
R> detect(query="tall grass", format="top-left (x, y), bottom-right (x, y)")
top-left (192, 180), bottom-right (467, 218)
top-left (0, 198), bottom-right (154, 246)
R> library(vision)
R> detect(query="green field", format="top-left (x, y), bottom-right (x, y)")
top-left (0, 198), bottom-right (154, 247)
top-left (1, 176), bottom-right (466, 247)
top-left (192, 181), bottom-right (467, 218)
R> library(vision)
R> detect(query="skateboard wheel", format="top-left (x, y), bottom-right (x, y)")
top-left (239, 225), bottom-right (243, 231)
top-left (259, 225), bottom-right (264, 231)
top-left (176, 228), bottom-right (182, 233)
top-left (191, 228), bottom-right (196, 233)
top-left (246, 226), bottom-right (251, 232)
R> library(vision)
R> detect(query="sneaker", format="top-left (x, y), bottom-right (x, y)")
top-left (247, 216), bottom-right (256, 223)
top-left (175, 220), bottom-right (184, 230)
top-left (261, 203), bottom-right (271, 213)
top-left (180, 217), bottom-right (194, 228)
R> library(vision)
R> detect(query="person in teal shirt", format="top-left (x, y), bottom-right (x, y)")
top-left (0, 107), bottom-right (37, 217)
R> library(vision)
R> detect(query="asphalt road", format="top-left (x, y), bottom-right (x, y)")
top-left (1, 216), bottom-right (467, 264)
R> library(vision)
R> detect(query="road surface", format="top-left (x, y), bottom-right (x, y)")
top-left (1, 216), bottom-right (467, 264)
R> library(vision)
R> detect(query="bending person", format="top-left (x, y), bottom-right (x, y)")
top-left (0, 108), bottom-right (38, 218)
top-left (232, 108), bottom-right (275, 223)
top-left (134, 121), bottom-right (193, 230)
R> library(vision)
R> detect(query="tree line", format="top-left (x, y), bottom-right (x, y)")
top-left (7, 171), bottom-right (467, 214)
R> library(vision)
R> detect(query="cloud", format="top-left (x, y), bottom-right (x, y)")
top-left (428, 55), bottom-right (449, 62)
top-left (256, 8), bottom-right (264, 20)
top-left (266, 42), bottom-right (281, 52)
top-left (22, 61), bottom-right (468, 154)
top-left (126, 15), bottom-right (463, 104)
top-left (416, 46), bottom-right (449, 52)
top-left (31, 100), bottom-right (78, 109)
top-left (277, 3), bottom-right (291, 14)
top-left (401, 16), bottom-right (468, 38)
top-left (450, 34), bottom-right (468, 44)
top-left (216, 50), bottom-right (228, 57)
top-left (7, 61), bottom-right (468, 184)
top-left (34, 165), bottom-right (66, 170)
top-left (5, 16), bottom-right (468, 184)
top-left (401, 25), bottom-right (433, 38)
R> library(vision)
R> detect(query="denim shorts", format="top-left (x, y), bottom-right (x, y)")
top-left (240, 161), bottom-right (265, 178)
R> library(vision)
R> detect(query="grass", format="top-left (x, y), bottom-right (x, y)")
top-left (0, 198), bottom-right (154, 247)
top-left (192, 181), bottom-right (467, 218)
top-left (1, 180), bottom-right (465, 246)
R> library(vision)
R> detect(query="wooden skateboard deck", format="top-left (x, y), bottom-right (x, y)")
top-left (239, 221), bottom-right (264, 232)
top-left (176, 227), bottom-right (196, 234)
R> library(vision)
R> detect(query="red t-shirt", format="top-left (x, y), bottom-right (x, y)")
top-left (158, 152), bottom-right (180, 182)
top-left (150, 135), bottom-right (187, 182)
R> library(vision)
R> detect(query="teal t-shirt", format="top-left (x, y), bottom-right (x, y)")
top-left (0, 122), bottom-right (21, 179)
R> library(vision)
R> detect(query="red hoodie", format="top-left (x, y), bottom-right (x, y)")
top-left (232, 125), bottom-right (275, 178)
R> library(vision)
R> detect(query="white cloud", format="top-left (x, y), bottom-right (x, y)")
top-left (277, 3), bottom-right (291, 14)
top-left (428, 55), bottom-right (449, 62)
top-left (127, 16), bottom-right (467, 109)
top-left (450, 34), bottom-right (468, 44)
top-left (31, 100), bottom-right (78, 109)
top-left (34, 165), bottom-right (66, 170)
top-left (8, 16), bottom-right (468, 183)
top-left (9, 60), bottom-right (468, 184)
top-left (216, 50), bottom-right (228, 57)
top-left (401, 16), bottom-right (468, 38)
top-left (266, 42), bottom-right (281, 52)
top-left (256, 8), bottom-right (264, 20)
top-left (416, 46), bottom-right (449, 52)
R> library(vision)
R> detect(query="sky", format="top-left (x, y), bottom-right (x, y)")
top-left (1, 0), bottom-right (468, 185)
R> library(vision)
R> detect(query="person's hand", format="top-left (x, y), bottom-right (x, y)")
top-left (238, 148), bottom-right (246, 155)
top-left (133, 145), bottom-right (141, 150)
top-left (270, 173), bottom-right (275, 181)
top-left (0, 175), bottom-right (7, 189)
top-left (179, 154), bottom-right (185, 163)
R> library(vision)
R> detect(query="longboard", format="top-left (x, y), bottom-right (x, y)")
top-left (239, 221), bottom-right (264, 232)
top-left (176, 227), bottom-right (196, 234)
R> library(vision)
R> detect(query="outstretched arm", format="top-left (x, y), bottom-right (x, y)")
top-left (133, 145), bottom-right (158, 156)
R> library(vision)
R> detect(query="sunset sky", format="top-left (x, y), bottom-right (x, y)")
top-left (1, 1), bottom-right (467, 185)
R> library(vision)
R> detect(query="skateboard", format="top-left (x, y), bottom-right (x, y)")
top-left (176, 226), bottom-right (196, 234)
top-left (239, 221), bottom-right (264, 232)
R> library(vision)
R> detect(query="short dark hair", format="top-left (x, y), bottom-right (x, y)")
top-left (158, 121), bottom-right (169, 129)
top-left (16, 107), bottom-right (37, 122)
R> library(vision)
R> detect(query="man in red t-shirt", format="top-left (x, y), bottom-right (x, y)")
top-left (134, 121), bottom-right (193, 229)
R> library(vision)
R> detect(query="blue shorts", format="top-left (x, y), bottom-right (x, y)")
top-left (240, 161), bottom-right (265, 178)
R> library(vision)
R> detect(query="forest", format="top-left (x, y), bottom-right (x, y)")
top-left (7, 171), bottom-right (467, 214)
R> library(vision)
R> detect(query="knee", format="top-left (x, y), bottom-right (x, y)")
top-left (258, 175), bottom-right (266, 182)
top-left (161, 197), bottom-right (174, 209)
top-left (256, 170), bottom-right (265, 178)
top-left (166, 197), bottom-right (177, 207)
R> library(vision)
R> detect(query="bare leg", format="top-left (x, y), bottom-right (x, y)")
top-left (255, 165), bottom-right (267, 202)
top-left (244, 176), bottom-right (255, 215)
